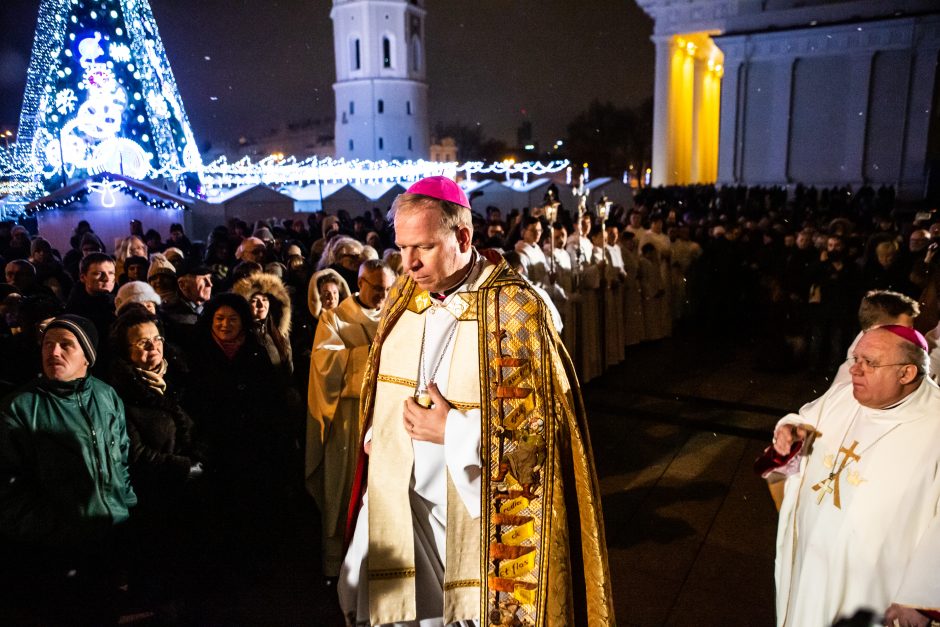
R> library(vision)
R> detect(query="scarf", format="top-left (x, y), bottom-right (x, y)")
top-left (135, 359), bottom-right (168, 395)
top-left (212, 332), bottom-right (245, 360)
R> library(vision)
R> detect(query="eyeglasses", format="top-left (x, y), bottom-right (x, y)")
top-left (846, 356), bottom-right (912, 373)
top-left (132, 336), bottom-right (165, 350)
top-left (360, 277), bottom-right (392, 294)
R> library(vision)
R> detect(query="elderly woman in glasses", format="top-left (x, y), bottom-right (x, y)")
top-left (108, 305), bottom-right (204, 604)
top-left (108, 306), bottom-right (203, 505)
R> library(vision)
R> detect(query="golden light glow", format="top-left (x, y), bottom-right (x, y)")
top-left (666, 32), bottom-right (723, 184)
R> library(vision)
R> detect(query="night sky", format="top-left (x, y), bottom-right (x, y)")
top-left (0, 0), bottom-right (654, 153)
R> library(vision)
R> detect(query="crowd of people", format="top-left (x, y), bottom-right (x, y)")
top-left (0, 178), bottom-right (938, 625)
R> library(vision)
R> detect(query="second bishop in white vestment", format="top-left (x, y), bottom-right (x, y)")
top-left (775, 377), bottom-right (940, 626)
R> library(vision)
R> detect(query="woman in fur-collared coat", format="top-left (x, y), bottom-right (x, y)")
top-left (232, 271), bottom-right (294, 379)
top-left (232, 271), bottom-right (306, 488)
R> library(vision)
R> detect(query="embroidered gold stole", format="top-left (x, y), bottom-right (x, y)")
top-left (358, 255), bottom-right (616, 626)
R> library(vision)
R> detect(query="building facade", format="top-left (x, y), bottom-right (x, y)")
top-left (331, 0), bottom-right (430, 161)
top-left (636, 0), bottom-right (940, 198)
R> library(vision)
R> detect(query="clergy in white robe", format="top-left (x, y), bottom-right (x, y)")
top-left (566, 216), bottom-right (602, 382)
top-left (668, 229), bottom-right (701, 322)
top-left (638, 243), bottom-right (668, 341)
top-left (307, 260), bottom-right (396, 577)
top-left (514, 216), bottom-right (548, 288)
top-left (339, 178), bottom-right (614, 627)
top-left (640, 218), bottom-right (673, 334)
top-left (547, 224), bottom-right (578, 358)
top-left (771, 326), bottom-right (940, 627)
top-left (619, 233), bottom-right (644, 347)
top-left (602, 225), bottom-right (627, 366)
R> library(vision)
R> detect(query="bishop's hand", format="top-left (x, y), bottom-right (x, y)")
top-left (772, 423), bottom-right (808, 456)
top-left (883, 603), bottom-right (929, 627)
top-left (403, 382), bottom-right (450, 444)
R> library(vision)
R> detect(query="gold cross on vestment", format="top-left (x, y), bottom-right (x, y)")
top-left (811, 440), bottom-right (860, 509)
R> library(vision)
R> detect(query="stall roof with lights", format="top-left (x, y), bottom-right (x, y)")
top-left (26, 173), bottom-right (193, 214)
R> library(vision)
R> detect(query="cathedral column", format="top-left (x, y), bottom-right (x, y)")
top-left (690, 55), bottom-right (706, 183)
top-left (714, 36), bottom-right (745, 185)
top-left (651, 35), bottom-right (673, 186)
top-left (843, 52), bottom-right (875, 185)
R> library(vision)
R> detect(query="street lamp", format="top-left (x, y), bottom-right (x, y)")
top-left (1, 130), bottom-right (12, 150)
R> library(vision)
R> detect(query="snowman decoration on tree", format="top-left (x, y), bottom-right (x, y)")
top-left (41, 31), bottom-right (152, 181)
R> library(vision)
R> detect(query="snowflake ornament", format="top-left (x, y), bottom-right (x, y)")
top-left (55, 88), bottom-right (78, 114)
top-left (147, 91), bottom-right (168, 117)
top-left (110, 43), bottom-right (131, 63)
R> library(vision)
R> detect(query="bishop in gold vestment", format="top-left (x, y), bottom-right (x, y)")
top-left (337, 176), bottom-right (614, 627)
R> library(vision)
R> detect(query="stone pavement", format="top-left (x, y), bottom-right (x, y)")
top-left (75, 329), bottom-right (824, 626)
top-left (586, 331), bottom-right (829, 627)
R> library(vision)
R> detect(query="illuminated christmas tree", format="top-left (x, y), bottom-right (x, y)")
top-left (16, 0), bottom-right (200, 190)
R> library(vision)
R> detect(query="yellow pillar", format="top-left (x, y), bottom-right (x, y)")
top-left (664, 33), bottom-right (723, 184)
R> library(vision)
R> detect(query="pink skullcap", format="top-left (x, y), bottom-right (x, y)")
top-left (406, 176), bottom-right (470, 209)
top-left (877, 324), bottom-right (928, 351)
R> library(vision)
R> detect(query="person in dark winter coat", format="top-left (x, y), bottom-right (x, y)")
top-left (186, 295), bottom-right (290, 496)
top-left (65, 252), bottom-right (116, 376)
top-left (181, 293), bottom-right (294, 578)
top-left (109, 307), bottom-right (203, 506)
top-left (0, 314), bottom-right (136, 624)
top-left (108, 306), bottom-right (205, 608)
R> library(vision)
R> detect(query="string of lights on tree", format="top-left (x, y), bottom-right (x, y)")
top-left (15, 0), bottom-right (200, 193)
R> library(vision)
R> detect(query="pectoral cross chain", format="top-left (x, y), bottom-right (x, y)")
top-left (812, 440), bottom-right (860, 509)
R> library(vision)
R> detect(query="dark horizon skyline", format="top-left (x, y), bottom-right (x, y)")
top-left (0, 0), bottom-right (654, 156)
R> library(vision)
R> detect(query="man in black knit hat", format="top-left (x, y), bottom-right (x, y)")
top-left (0, 314), bottom-right (136, 624)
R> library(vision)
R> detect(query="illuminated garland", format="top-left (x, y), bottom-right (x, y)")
top-left (25, 176), bottom-right (188, 214)
top-left (198, 156), bottom-right (571, 192)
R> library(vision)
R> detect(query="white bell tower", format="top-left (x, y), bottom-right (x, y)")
top-left (331, 0), bottom-right (430, 161)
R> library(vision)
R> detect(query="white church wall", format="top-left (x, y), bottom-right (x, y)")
top-left (715, 14), bottom-right (940, 196)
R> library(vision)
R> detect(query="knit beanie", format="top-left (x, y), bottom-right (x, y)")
top-left (148, 255), bottom-right (177, 280)
top-left (115, 280), bottom-right (162, 314)
top-left (45, 314), bottom-right (98, 367)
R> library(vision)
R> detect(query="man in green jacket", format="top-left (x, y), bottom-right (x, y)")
top-left (0, 314), bottom-right (137, 623)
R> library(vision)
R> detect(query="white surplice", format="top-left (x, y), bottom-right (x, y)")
top-left (619, 243), bottom-right (644, 347)
top-left (515, 240), bottom-right (548, 288)
top-left (547, 246), bottom-right (578, 356)
top-left (602, 244), bottom-right (626, 366)
top-left (775, 378), bottom-right (940, 626)
top-left (307, 295), bottom-right (382, 576)
top-left (339, 259), bottom-right (489, 627)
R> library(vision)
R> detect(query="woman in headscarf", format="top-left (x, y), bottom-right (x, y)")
top-left (306, 268), bottom-right (350, 322)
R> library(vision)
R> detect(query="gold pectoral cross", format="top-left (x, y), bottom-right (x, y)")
top-left (811, 440), bottom-right (860, 509)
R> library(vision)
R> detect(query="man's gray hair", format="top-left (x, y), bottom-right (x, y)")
top-left (898, 340), bottom-right (929, 377)
top-left (387, 193), bottom-right (472, 234)
top-left (359, 258), bottom-right (392, 277)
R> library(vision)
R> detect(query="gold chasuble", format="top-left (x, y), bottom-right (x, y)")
top-left (355, 252), bottom-right (615, 626)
